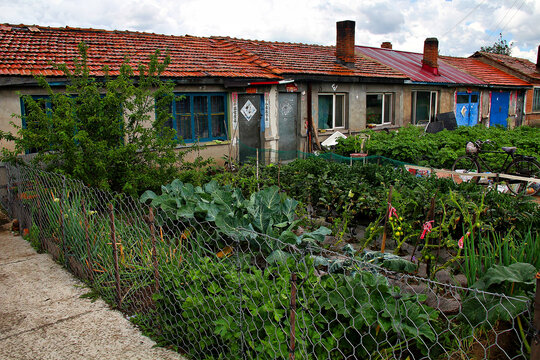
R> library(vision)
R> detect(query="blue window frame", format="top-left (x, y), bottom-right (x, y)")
top-left (20, 95), bottom-right (53, 154)
top-left (166, 93), bottom-right (228, 142)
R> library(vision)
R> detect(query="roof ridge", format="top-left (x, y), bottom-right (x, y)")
top-left (212, 37), bottom-right (284, 76)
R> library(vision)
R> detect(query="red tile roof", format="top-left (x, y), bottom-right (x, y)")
top-left (473, 52), bottom-right (540, 81)
top-left (356, 46), bottom-right (485, 84)
top-left (0, 23), bottom-right (406, 81)
top-left (215, 37), bottom-right (407, 78)
top-left (0, 24), bottom-right (280, 79)
top-left (440, 56), bottom-right (531, 87)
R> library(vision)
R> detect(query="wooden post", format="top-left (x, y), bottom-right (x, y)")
top-left (148, 208), bottom-right (160, 293)
top-left (289, 272), bottom-right (297, 360)
top-left (82, 200), bottom-right (94, 283)
top-left (60, 177), bottom-right (67, 267)
top-left (256, 148), bottom-right (260, 191)
top-left (532, 273), bottom-right (540, 360)
top-left (108, 203), bottom-right (122, 308)
top-left (381, 186), bottom-right (394, 253)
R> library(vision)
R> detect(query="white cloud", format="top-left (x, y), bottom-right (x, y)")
top-left (0, 0), bottom-right (538, 61)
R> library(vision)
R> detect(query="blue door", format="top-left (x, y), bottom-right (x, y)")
top-left (489, 92), bottom-right (510, 127)
top-left (455, 92), bottom-right (479, 127)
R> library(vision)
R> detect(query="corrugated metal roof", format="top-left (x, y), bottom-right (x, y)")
top-left (356, 46), bottom-right (485, 85)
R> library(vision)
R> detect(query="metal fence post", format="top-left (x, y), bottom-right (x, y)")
top-left (147, 208), bottom-right (160, 293)
top-left (532, 272), bottom-right (540, 360)
top-left (60, 175), bottom-right (67, 267)
top-left (82, 200), bottom-right (94, 283)
top-left (108, 203), bottom-right (122, 308)
top-left (289, 272), bottom-right (297, 360)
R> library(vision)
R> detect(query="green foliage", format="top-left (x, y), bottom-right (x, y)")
top-left (141, 254), bottom-right (443, 359)
top-left (140, 179), bottom-right (330, 253)
top-left (480, 33), bottom-right (513, 56)
top-left (461, 263), bottom-right (536, 326)
top-left (1, 42), bottom-right (187, 195)
top-left (334, 125), bottom-right (540, 169)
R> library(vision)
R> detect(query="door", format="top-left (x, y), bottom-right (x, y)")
top-left (516, 91), bottom-right (524, 126)
top-left (489, 92), bottom-right (510, 127)
top-left (278, 93), bottom-right (298, 162)
top-left (238, 94), bottom-right (262, 163)
top-left (455, 92), bottom-right (479, 127)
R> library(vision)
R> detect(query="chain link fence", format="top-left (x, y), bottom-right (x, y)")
top-left (1, 163), bottom-right (535, 360)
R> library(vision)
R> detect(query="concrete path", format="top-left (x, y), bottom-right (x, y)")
top-left (0, 221), bottom-right (186, 360)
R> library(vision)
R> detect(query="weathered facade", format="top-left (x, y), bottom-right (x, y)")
top-left (0, 21), bottom-right (537, 165)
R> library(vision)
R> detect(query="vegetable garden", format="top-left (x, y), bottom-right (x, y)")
top-left (4, 134), bottom-right (539, 359)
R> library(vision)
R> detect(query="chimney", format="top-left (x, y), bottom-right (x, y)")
top-left (336, 20), bottom-right (355, 67)
top-left (422, 37), bottom-right (439, 75)
top-left (381, 42), bottom-right (392, 49)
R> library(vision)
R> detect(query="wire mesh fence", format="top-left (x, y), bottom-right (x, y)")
top-left (1, 163), bottom-right (535, 360)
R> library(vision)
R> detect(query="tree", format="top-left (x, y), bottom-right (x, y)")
top-left (480, 33), bottom-right (513, 56)
top-left (1, 42), bottom-right (187, 195)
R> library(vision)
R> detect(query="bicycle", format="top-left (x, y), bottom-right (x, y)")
top-left (451, 140), bottom-right (540, 196)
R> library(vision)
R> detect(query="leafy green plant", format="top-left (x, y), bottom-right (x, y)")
top-left (0, 42), bottom-right (192, 195)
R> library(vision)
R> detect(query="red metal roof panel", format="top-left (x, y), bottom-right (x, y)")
top-left (356, 46), bottom-right (485, 84)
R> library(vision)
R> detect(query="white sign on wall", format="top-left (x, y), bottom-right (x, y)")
top-left (232, 92), bottom-right (238, 130)
top-left (264, 92), bottom-right (270, 129)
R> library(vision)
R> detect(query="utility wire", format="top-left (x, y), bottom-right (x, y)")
top-left (441, 0), bottom-right (487, 37)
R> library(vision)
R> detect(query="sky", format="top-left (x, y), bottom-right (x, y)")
top-left (1, 0), bottom-right (539, 62)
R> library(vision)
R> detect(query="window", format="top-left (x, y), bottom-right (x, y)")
top-left (166, 93), bottom-right (228, 142)
top-left (412, 91), bottom-right (438, 125)
top-left (318, 93), bottom-right (345, 129)
top-left (533, 88), bottom-right (540, 112)
top-left (366, 93), bottom-right (393, 125)
top-left (20, 95), bottom-right (53, 154)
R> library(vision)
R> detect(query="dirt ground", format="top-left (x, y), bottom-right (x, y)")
top-left (0, 219), bottom-right (186, 360)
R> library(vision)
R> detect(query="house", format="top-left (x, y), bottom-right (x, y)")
top-left (0, 21), bottom-right (536, 166)
top-left (0, 21), bottom-right (408, 164)
top-left (470, 49), bottom-right (540, 127)
top-left (356, 39), bottom-right (532, 128)
top-left (440, 55), bottom-right (531, 127)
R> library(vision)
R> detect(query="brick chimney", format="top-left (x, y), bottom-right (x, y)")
top-left (336, 20), bottom-right (355, 67)
top-left (422, 37), bottom-right (439, 75)
top-left (381, 42), bottom-right (392, 49)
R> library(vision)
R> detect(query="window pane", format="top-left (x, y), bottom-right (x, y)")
top-left (533, 89), bottom-right (540, 112)
top-left (210, 96), bottom-right (226, 138)
top-left (335, 95), bottom-right (344, 127)
top-left (384, 93), bottom-right (392, 124)
top-left (414, 91), bottom-right (430, 124)
top-left (176, 97), bottom-right (192, 141)
top-left (366, 94), bottom-right (383, 124)
top-left (193, 96), bottom-right (209, 139)
top-left (457, 94), bottom-right (469, 103)
top-left (470, 94), bottom-right (478, 103)
top-left (318, 95), bottom-right (332, 129)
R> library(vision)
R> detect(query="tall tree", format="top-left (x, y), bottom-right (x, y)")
top-left (1, 42), bottom-right (187, 195)
top-left (480, 33), bottom-right (513, 56)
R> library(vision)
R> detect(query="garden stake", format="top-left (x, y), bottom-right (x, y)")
top-left (81, 200), bottom-right (94, 283)
top-left (256, 148), bottom-right (260, 191)
top-left (147, 207), bottom-right (160, 293)
top-left (278, 162), bottom-right (281, 188)
top-left (410, 195), bottom-right (436, 263)
top-left (381, 185), bottom-right (393, 253)
top-left (532, 272), bottom-right (540, 360)
top-left (108, 203), bottom-right (122, 308)
top-left (289, 272), bottom-right (297, 360)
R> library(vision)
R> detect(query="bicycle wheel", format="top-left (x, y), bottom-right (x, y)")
top-left (451, 156), bottom-right (481, 185)
top-left (504, 158), bottom-right (540, 196)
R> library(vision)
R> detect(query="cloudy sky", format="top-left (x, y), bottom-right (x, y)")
top-left (1, 0), bottom-right (538, 61)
